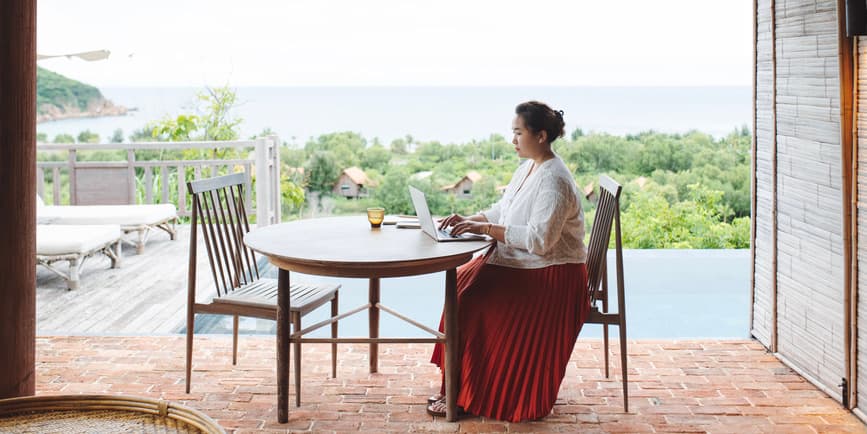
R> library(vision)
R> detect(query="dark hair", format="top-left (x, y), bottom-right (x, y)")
top-left (515, 101), bottom-right (565, 144)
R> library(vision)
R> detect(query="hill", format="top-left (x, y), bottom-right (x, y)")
top-left (36, 66), bottom-right (126, 122)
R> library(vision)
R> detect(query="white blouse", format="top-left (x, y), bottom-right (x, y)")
top-left (481, 156), bottom-right (586, 269)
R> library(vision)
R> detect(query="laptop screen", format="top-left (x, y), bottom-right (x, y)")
top-left (408, 186), bottom-right (439, 239)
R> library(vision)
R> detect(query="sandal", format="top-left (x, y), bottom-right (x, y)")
top-left (425, 398), bottom-right (466, 418)
top-left (426, 398), bottom-right (447, 417)
top-left (427, 394), bottom-right (443, 405)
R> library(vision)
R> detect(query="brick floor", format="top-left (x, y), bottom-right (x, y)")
top-left (33, 336), bottom-right (867, 433)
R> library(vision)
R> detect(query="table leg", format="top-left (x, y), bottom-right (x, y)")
top-left (444, 267), bottom-right (459, 422)
top-left (277, 269), bottom-right (291, 423)
top-left (369, 277), bottom-right (380, 374)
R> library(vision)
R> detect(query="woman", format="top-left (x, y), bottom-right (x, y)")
top-left (428, 101), bottom-right (589, 422)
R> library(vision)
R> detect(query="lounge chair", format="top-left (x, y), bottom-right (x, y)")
top-left (36, 224), bottom-right (122, 290)
top-left (37, 195), bottom-right (178, 254)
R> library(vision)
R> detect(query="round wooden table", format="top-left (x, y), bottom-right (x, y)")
top-left (245, 216), bottom-right (492, 423)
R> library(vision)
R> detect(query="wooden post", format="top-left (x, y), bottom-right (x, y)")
top-left (851, 36), bottom-right (861, 410)
top-left (0, 0), bottom-right (36, 399)
top-left (770, 0), bottom-right (779, 353)
top-left (837, 0), bottom-right (857, 408)
top-left (277, 269), bottom-right (291, 423)
top-left (444, 268), bottom-right (459, 422)
top-left (369, 278), bottom-right (380, 374)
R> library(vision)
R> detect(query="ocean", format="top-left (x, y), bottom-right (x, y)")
top-left (37, 86), bottom-right (751, 145)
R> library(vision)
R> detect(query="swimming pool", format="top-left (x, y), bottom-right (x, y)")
top-left (188, 249), bottom-right (750, 339)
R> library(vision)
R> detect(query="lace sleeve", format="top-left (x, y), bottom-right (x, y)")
top-left (481, 200), bottom-right (502, 223)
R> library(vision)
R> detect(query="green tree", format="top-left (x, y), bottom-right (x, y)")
top-left (129, 127), bottom-right (154, 142)
top-left (110, 128), bottom-right (124, 143)
top-left (467, 177), bottom-right (501, 215)
top-left (36, 132), bottom-right (48, 142)
top-left (563, 134), bottom-right (638, 175)
top-left (485, 134), bottom-right (513, 160)
top-left (280, 147), bottom-right (307, 169)
top-left (250, 127), bottom-right (275, 140)
top-left (619, 183), bottom-right (748, 249)
top-left (361, 144), bottom-right (392, 173)
top-left (305, 131), bottom-right (366, 155)
top-left (416, 141), bottom-right (446, 164)
top-left (148, 85), bottom-right (242, 144)
top-left (282, 178), bottom-right (306, 219)
top-left (302, 132), bottom-right (366, 172)
top-left (53, 133), bottom-right (75, 144)
top-left (197, 85), bottom-right (242, 141)
top-left (305, 151), bottom-right (339, 194)
top-left (150, 114), bottom-right (200, 141)
top-left (331, 144), bottom-right (360, 170)
top-left (635, 131), bottom-right (705, 174)
top-left (570, 127), bottom-right (584, 140)
top-left (77, 130), bottom-right (100, 143)
top-left (390, 137), bottom-right (408, 154)
top-left (374, 167), bottom-right (413, 215)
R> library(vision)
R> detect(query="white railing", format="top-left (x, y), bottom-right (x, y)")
top-left (36, 136), bottom-right (282, 226)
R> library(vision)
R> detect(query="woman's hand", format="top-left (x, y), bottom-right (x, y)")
top-left (450, 220), bottom-right (489, 236)
top-left (438, 213), bottom-right (467, 230)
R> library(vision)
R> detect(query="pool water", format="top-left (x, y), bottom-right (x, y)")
top-left (188, 249), bottom-right (749, 339)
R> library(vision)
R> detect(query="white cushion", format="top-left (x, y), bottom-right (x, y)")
top-left (37, 204), bottom-right (177, 227)
top-left (37, 225), bottom-right (121, 256)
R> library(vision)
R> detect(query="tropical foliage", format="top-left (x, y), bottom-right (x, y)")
top-left (40, 86), bottom-right (751, 248)
top-left (284, 126), bottom-right (751, 249)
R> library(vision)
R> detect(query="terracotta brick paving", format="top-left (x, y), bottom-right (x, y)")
top-left (34, 336), bottom-right (867, 433)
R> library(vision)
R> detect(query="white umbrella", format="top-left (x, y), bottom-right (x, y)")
top-left (37, 49), bottom-right (110, 62)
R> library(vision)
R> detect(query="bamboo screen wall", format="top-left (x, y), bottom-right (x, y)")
top-left (857, 35), bottom-right (867, 417)
top-left (753, 0), bottom-right (774, 348)
top-left (753, 0), bottom-right (846, 401)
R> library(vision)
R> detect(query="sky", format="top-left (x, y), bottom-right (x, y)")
top-left (37, 0), bottom-right (752, 88)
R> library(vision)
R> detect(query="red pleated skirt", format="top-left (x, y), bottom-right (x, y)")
top-left (431, 252), bottom-right (589, 423)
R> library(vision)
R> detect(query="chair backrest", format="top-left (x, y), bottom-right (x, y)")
top-left (585, 175), bottom-right (623, 306)
top-left (188, 173), bottom-right (259, 297)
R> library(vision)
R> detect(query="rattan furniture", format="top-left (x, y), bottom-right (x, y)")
top-left (0, 394), bottom-right (224, 433)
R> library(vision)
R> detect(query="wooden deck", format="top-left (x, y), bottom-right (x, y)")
top-left (37, 225), bottom-right (209, 335)
top-left (36, 223), bottom-right (451, 337)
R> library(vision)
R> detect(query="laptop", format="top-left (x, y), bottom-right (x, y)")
top-left (409, 186), bottom-right (486, 242)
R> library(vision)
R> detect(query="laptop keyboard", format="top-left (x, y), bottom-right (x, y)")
top-left (438, 228), bottom-right (457, 238)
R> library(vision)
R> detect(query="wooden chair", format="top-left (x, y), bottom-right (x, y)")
top-left (185, 173), bottom-right (340, 407)
top-left (583, 175), bottom-right (628, 411)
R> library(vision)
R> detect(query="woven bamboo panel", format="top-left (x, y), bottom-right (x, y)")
top-left (773, 0), bottom-right (844, 400)
top-left (857, 34), bottom-right (867, 417)
top-left (753, 0), bottom-right (846, 399)
top-left (753, 0), bottom-right (775, 346)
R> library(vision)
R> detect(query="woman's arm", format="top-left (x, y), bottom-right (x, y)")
top-left (503, 186), bottom-right (572, 255)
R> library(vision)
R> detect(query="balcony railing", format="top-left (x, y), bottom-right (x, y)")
top-left (36, 136), bottom-right (282, 226)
